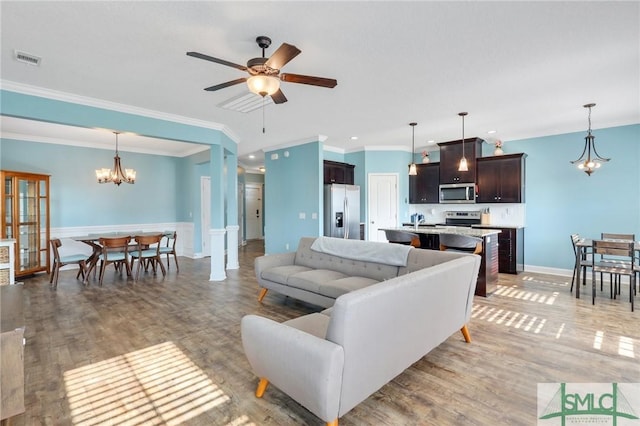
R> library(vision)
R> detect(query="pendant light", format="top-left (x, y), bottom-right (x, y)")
top-left (408, 122), bottom-right (417, 176)
top-left (458, 112), bottom-right (468, 172)
top-left (95, 132), bottom-right (136, 186)
top-left (570, 103), bottom-right (609, 176)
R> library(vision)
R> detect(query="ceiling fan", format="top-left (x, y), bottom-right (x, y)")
top-left (187, 36), bottom-right (337, 104)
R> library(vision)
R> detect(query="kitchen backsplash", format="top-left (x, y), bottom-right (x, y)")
top-left (408, 204), bottom-right (526, 227)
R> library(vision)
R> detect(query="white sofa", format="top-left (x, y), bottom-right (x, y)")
top-left (242, 237), bottom-right (481, 425)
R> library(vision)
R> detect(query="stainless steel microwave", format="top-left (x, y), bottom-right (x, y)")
top-left (439, 183), bottom-right (476, 204)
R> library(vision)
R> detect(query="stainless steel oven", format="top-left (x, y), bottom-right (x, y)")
top-left (439, 183), bottom-right (476, 204)
top-left (445, 210), bottom-right (482, 226)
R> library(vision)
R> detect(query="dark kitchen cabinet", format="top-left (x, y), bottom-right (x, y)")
top-left (323, 160), bottom-right (355, 185)
top-left (476, 153), bottom-right (526, 203)
top-left (473, 226), bottom-right (524, 274)
top-left (409, 163), bottom-right (439, 204)
top-left (438, 138), bottom-right (483, 184)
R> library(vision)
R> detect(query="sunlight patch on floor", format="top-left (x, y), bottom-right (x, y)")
top-left (493, 285), bottom-right (558, 305)
top-left (472, 305), bottom-right (546, 334)
top-left (64, 341), bottom-right (230, 425)
top-left (618, 336), bottom-right (635, 358)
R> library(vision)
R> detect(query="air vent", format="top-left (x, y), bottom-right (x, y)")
top-left (218, 92), bottom-right (274, 113)
top-left (14, 50), bottom-right (41, 66)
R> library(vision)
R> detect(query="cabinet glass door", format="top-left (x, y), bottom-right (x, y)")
top-left (1, 171), bottom-right (50, 277)
top-left (3, 177), bottom-right (13, 239)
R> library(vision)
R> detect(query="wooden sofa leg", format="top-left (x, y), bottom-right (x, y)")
top-left (460, 325), bottom-right (471, 343)
top-left (326, 420), bottom-right (338, 426)
top-left (256, 378), bottom-right (269, 398)
top-left (258, 288), bottom-right (268, 302)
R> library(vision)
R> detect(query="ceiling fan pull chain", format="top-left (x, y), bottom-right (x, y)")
top-left (262, 96), bottom-right (266, 134)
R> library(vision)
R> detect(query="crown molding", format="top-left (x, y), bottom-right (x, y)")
top-left (2, 131), bottom-right (211, 157)
top-left (0, 80), bottom-right (241, 144)
top-left (261, 135), bottom-right (328, 153)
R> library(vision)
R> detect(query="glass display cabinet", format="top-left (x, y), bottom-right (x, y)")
top-left (1, 171), bottom-right (50, 278)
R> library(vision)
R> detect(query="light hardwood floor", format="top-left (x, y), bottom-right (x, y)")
top-left (7, 241), bottom-right (640, 425)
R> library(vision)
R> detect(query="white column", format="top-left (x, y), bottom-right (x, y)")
top-left (226, 225), bottom-right (239, 270)
top-left (209, 228), bottom-right (226, 281)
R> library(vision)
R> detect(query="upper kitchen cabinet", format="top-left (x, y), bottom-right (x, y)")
top-left (323, 160), bottom-right (355, 185)
top-left (438, 138), bottom-right (483, 184)
top-left (1, 170), bottom-right (50, 278)
top-left (409, 163), bottom-right (440, 204)
top-left (476, 153), bottom-right (526, 203)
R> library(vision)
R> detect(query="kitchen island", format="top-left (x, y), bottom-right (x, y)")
top-left (382, 226), bottom-right (501, 297)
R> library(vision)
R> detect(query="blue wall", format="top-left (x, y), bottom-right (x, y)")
top-left (503, 124), bottom-right (639, 270)
top-left (1, 139), bottom-right (179, 227)
top-left (264, 141), bottom-right (322, 253)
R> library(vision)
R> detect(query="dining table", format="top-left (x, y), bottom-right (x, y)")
top-left (573, 237), bottom-right (640, 299)
top-left (71, 231), bottom-right (171, 284)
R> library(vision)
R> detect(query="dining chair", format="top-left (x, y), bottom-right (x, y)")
top-left (599, 233), bottom-right (635, 293)
top-left (130, 234), bottom-right (166, 281)
top-left (439, 233), bottom-right (482, 255)
top-left (383, 230), bottom-right (420, 248)
top-left (591, 240), bottom-right (635, 311)
top-left (570, 234), bottom-right (592, 293)
top-left (49, 239), bottom-right (89, 290)
top-left (159, 231), bottom-right (179, 271)
top-left (96, 236), bottom-right (132, 286)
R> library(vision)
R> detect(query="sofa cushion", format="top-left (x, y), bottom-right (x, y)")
top-left (261, 265), bottom-right (313, 284)
top-left (319, 276), bottom-right (380, 299)
top-left (284, 312), bottom-right (331, 339)
top-left (288, 269), bottom-right (349, 293)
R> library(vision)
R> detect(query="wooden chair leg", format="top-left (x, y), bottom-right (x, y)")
top-left (460, 325), bottom-right (471, 343)
top-left (255, 378), bottom-right (269, 398)
top-left (258, 288), bottom-right (268, 302)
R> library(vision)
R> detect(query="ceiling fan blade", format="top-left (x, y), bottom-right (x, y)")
top-left (187, 51), bottom-right (247, 71)
top-left (265, 43), bottom-right (301, 70)
top-left (270, 89), bottom-right (288, 104)
top-left (204, 78), bottom-right (247, 91)
top-left (280, 73), bottom-right (337, 88)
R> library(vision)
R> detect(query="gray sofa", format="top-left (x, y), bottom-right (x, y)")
top-left (255, 236), bottom-right (471, 308)
top-left (243, 236), bottom-right (481, 425)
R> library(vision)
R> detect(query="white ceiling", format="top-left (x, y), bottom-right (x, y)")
top-left (1, 1), bottom-right (638, 172)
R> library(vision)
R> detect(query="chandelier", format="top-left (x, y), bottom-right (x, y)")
top-left (570, 103), bottom-right (609, 176)
top-left (408, 122), bottom-right (417, 176)
top-left (95, 132), bottom-right (136, 185)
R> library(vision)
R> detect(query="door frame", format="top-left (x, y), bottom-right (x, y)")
top-left (367, 173), bottom-right (399, 242)
top-left (245, 182), bottom-right (264, 240)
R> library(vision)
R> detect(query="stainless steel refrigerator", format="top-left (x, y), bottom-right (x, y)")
top-left (324, 184), bottom-right (360, 239)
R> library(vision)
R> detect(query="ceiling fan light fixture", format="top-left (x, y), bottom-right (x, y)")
top-left (247, 75), bottom-right (280, 97)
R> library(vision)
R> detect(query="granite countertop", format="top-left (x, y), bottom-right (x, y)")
top-left (388, 226), bottom-right (501, 238)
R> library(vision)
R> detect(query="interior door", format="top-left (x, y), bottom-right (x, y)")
top-left (367, 173), bottom-right (398, 242)
top-left (245, 184), bottom-right (263, 240)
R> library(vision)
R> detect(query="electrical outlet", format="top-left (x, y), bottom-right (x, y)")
top-left (285, 243), bottom-right (289, 250)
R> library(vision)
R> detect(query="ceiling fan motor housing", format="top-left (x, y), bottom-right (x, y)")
top-left (247, 57), bottom-right (279, 76)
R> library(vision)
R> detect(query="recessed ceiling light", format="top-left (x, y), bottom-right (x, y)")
top-left (248, 154), bottom-right (255, 159)
top-left (487, 130), bottom-right (497, 134)
top-left (350, 136), bottom-right (358, 140)
top-left (426, 140), bottom-right (435, 145)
